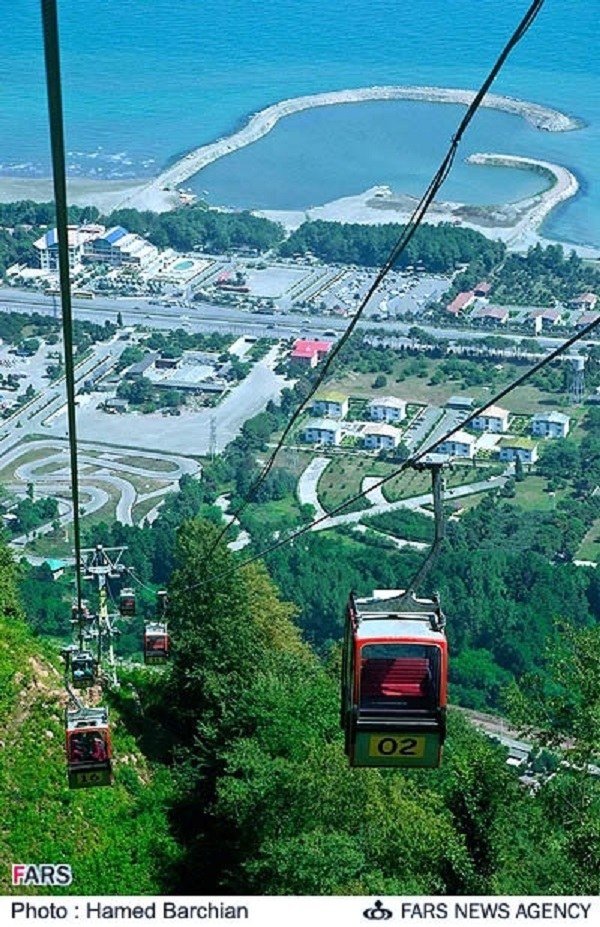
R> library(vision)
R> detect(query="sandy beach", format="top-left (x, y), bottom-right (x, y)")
top-left (0, 85), bottom-right (591, 253)
top-left (110, 84), bottom-right (580, 213)
top-left (254, 152), bottom-right (592, 255)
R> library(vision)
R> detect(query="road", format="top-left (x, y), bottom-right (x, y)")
top-left (2, 285), bottom-right (598, 351)
top-left (296, 456), bottom-right (331, 517)
top-left (4, 439), bottom-right (201, 547)
top-left (312, 473), bottom-right (507, 532)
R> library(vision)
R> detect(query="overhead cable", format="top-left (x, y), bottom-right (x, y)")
top-left (40, 0), bottom-right (85, 619)
top-left (204, 0), bottom-right (546, 560)
top-left (209, 312), bottom-right (599, 583)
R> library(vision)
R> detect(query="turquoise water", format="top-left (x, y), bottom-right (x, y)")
top-left (174, 260), bottom-right (194, 271)
top-left (4, 1), bottom-right (600, 245)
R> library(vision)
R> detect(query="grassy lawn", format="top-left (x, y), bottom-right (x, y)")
top-left (133, 495), bottom-right (166, 525)
top-left (326, 356), bottom-right (568, 415)
top-left (124, 474), bottom-right (172, 496)
top-left (0, 446), bottom-right (53, 483)
top-left (383, 462), bottom-right (503, 502)
top-left (81, 481), bottom-right (124, 529)
top-left (243, 495), bottom-right (309, 533)
top-left (275, 448), bottom-right (316, 480)
top-left (26, 531), bottom-right (72, 560)
top-left (317, 456), bottom-right (393, 514)
top-left (316, 453), bottom-right (505, 513)
top-left (504, 475), bottom-right (566, 513)
top-left (113, 455), bottom-right (180, 473)
top-left (576, 518), bottom-right (600, 563)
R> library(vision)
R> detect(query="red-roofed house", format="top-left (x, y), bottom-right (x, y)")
top-left (571, 292), bottom-right (598, 310)
top-left (446, 291), bottom-right (475, 316)
top-left (530, 308), bottom-right (562, 327)
top-left (474, 281), bottom-right (492, 296)
top-left (471, 305), bottom-right (509, 326)
top-left (576, 311), bottom-right (600, 329)
top-left (290, 339), bottom-right (332, 368)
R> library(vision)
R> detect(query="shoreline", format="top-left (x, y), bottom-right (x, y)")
top-left (255, 153), bottom-right (597, 257)
top-left (108, 84), bottom-right (583, 212)
top-left (0, 86), bottom-right (593, 254)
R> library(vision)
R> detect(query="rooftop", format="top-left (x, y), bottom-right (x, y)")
top-left (440, 429), bottom-right (475, 446)
top-left (369, 396), bottom-right (406, 408)
top-left (291, 339), bottom-right (332, 358)
top-left (500, 436), bottom-right (538, 449)
top-left (313, 391), bottom-right (347, 404)
top-left (532, 411), bottom-right (570, 424)
top-left (304, 417), bottom-right (342, 432)
top-left (363, 423), bottom-right (401, 437)
top-left (476, 405), bottom-right (509, 419)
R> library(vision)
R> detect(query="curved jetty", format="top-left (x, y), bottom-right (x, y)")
top-left (115, 86), bottom-right (581, 211)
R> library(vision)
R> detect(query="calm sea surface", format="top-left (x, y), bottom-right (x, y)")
top-left (3, 0), bottom-right (600, 245)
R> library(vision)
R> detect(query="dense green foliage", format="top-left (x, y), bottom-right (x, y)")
top-left (0, 310), bottom-right (116, 351)
top-left (280, 220), bottom-right (506, 271)
top-left (8, 496), bottom-right (59, 536)
top-left (489, 244), bottom-right (600, 307)
top-left (0, 542), bottom-right (181, 895)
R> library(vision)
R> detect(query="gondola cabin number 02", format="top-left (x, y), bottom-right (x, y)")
top-left (368, 734), bottom-right (425, 758)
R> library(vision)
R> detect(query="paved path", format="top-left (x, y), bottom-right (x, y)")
top-left (215, 495), bottom-right (251, 551)
top-left (3, 439), bottom-right (201, 547)
top-left (361, 476), bottom-right (386, 506)
top-left (312, 473), bottom-right (507, 532)
top-left (296, 457), bottom-right (331, 519)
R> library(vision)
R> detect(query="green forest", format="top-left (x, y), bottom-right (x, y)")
top-left (4, 376), bottom-right (600, 894)
top-left (3, 505), bottom-right (600, 895)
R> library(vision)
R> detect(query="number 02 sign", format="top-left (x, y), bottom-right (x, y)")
top-left (368, 735), bottom-right (426, 758)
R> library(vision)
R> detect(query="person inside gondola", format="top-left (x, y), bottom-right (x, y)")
top-left (90, 734), bottom-right (107, 762)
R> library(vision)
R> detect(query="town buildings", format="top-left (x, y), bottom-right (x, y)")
top-left (362, 423), bottom-right (401, 450)
top-left (471, 405), bottom-right (510, 433)
top-left (302, 418), bottom-right (342, 446)
top-left (531, 411), bottom-right (570, 439)
top-left (311, 392), bottom-right (348, 420)
top-left (435, 430), bottom-right (476, 459)
top-left (290, 339), bottom-right (332, 368)
top-left (499, 437), bottom-right (539, 465)
top-left (33, 223), bottom-right (158, 272)
top-left (368, 396), bottom-right (407, 423)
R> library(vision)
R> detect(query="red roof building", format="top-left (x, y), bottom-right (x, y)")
top-left (571, 292), bottom-right (598, 309)
top-left (446, 291), bottom-right (475, 315)
top-left (530, 308), bottom-right (562, 326)
top-left (472, 305), bottom-right (509, 325)
top-left (474, 281), bottom-right (492, 296)
top-left (290, 339), bottom-right (333, 367)
top-left (576, 311), bottom-right (600, 328)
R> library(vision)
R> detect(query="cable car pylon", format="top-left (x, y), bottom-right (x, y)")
top-left (80, 544), bottom-right (129, 688)
top-left (341, 454), bottom-right (449, 769)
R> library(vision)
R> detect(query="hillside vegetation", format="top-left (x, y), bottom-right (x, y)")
top-left (0, 547), bottom-right (180, 895)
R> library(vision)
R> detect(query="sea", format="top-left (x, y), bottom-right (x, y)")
top-left (3, 0), bottom-right (600, 247)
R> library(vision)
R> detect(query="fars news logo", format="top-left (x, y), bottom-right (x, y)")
top-left (12, 864), bottom-right (73, 887)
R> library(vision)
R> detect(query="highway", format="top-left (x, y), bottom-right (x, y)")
top-left (1, 285), bottom-right (597, 351)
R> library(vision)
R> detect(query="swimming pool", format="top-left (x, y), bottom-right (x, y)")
top-left (174, 259), bottom-right (194, 271)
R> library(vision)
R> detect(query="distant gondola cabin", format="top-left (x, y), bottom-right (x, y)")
top-left (119, 588), bottom-right (136, 617)
top-left (341, 590), bottom-right (448, 768)
top-left (66, 707), bottom-right (112, 788)
top-left (71, 651), bottom-right (95, 689)
top-left (144, 623), bottom-right (170, 665)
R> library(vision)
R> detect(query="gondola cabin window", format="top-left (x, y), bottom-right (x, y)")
top-left (359, 643), bottom-right (440, 711)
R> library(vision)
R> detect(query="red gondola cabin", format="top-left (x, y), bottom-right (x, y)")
top-left (341, 590), bottom-right (448, 768)
top-left (71, 650), bottom-right (96, 689)
top-left (119, 588), bottom-right (136, 617)
top-left (65, 707), bottom-right (112, 788)
top-left (144, 622), bottom-right (170, 665)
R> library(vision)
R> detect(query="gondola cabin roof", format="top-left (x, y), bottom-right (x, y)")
top-left (350, 589), bottom-right (445, 642)
top-left (354, 618), bottom-right (445, 643)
